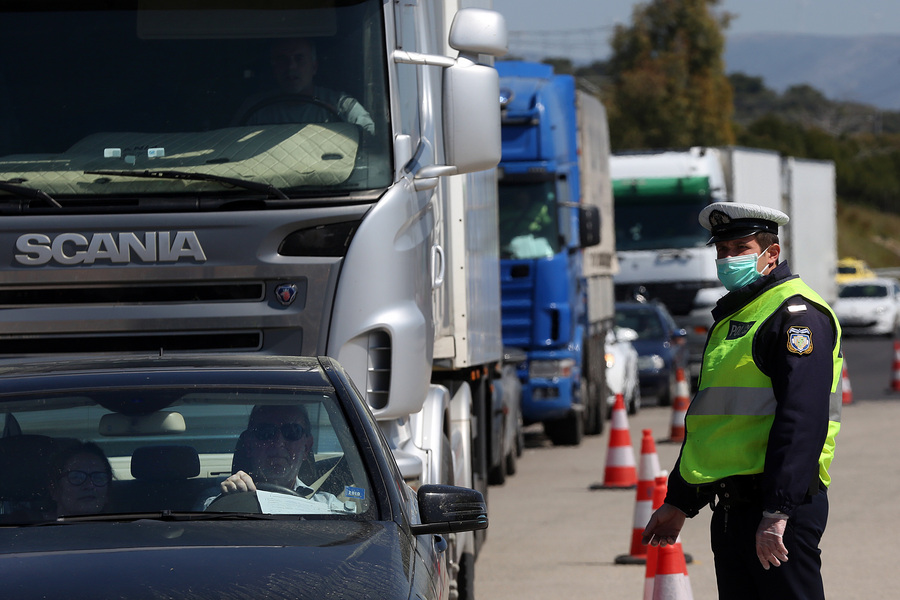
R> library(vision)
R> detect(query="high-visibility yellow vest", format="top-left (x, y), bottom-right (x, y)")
top-left (680, 278), bottom-right (843, 487)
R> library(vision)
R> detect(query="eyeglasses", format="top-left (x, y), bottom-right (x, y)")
top-left (62, 470), bottom-right (110, 487)
top-left (249, 423), bottom-right (307, 442)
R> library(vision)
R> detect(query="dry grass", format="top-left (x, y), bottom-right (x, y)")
top-left (836, 200), bottom-right (900, 268)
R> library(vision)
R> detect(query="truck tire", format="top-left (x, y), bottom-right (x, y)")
top-left (488, 454), bottom-right (506, 486)
top-left (454, 550), bottom-right (476, 600)
top-left (505, 441), bottom-right (517, 476)
top-left (544, 410), bottom-right (583, 446)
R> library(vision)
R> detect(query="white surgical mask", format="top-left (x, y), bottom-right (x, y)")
top-left (715, 246), bottom-right (771, 291)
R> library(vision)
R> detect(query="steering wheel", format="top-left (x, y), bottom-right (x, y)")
top-left (238, 93), bottom-right (343, 126)
top-left (204, 482), bottom-right (301, 513)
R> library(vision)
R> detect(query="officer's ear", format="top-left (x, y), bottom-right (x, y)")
top-left (765, 243), bottom-right (781, 269)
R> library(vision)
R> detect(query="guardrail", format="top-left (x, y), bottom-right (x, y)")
top-left (874, 268), bottom-right (900, 279)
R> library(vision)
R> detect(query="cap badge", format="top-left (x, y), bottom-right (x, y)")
top-left (709, 210), bottom-right (730, 227)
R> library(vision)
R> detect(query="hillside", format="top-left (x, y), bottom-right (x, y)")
top-left (725, 33), bottom-right (900, 111)
top-left (837, 200), bottom-right (900, 268)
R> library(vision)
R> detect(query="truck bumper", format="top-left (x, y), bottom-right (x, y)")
top-left (520, 376), bottom-right (578, 423)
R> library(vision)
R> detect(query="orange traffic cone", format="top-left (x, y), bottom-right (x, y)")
top-left (663, 368), bottom-right (691, 443)
top-left (892, 341), bottom-right (900, 392)
top-left (616, 429), bottom-right (660, 564)
top-left (644, 474), bottom-right (694, 600)
top-left (841, 361), bottom-right (853, 405)
top-left (652, 540), bottom-right (693, 600)
top-left (643, 474), bottom-right (666, 599)
top-left (590, 394), bottom-right (637, 490)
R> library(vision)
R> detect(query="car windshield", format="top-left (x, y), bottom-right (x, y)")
top-left (839, 284), bottom-right (888, 299)
top-left (0, 0), bottom-right (391, 206)
top-left (0, 386), bottom-right (375, 524)
top-left (615, 308), bottom-right (664, 340)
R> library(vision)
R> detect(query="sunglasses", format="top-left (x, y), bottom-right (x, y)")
top-left (249, 423), bottom-right (307, 442)
top-left (62, 470), bottom-right (110, 487)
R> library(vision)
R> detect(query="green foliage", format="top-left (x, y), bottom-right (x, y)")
top-left (603, 0), bottom-right (734, 149)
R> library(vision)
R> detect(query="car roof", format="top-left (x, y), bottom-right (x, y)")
top-left (0, 354), bottom-right (334, 394)
top-left (839, 277), bottom-right (896, 288)
top-left (615, 301), bottom-right (666, 313)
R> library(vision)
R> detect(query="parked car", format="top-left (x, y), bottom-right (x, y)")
top-left (605, 326), bottom-right (641, 415)
top-left (834, 278), bottom-right (900, 336)
top-left (0, 354), bottom-right (487, 600)
top-left (835, 257), bottom-right (877, 284)
top-left (614, 301), bottom-right (689, 406)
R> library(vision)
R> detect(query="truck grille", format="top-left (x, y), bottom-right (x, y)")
top-left (0, 331), bottom-right (262, 355)
top-left (0, 282), bottom-right (264, 307)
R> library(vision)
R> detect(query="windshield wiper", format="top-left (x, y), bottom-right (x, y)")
top-left (52, 511), bottom-right (281, 523)
top-left (85, 169), bottom-right (290, 200)
top-left (0, 181), bottom-right (62, 208)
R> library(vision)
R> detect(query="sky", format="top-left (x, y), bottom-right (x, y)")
top-left (492, 0), bottom-right (900, 62)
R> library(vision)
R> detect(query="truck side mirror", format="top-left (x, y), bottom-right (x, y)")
top-left (443, 8), bottom-right (507, 175)
top-left (443, 62), bottom-right (501, 174)
top-left (579, 205), bottom-right (601, 248)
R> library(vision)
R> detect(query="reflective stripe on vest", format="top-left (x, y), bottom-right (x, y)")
top-left (680, 278), bottom-right (843, 486)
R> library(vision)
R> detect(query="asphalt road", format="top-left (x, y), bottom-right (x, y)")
top-left (475, 335), bottom-right (900, 599)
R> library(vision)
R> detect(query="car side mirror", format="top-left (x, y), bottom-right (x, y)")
top-left (410, 484), bottom-right (488, 535)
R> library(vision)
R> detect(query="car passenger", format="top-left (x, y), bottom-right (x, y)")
top-left (208, 404), bottom-right (350, 512)
top-left (49, 442), bottom-right (112, 518)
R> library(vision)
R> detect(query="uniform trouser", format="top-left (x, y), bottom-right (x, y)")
top-left (710, 487), bottom-right (828, 600)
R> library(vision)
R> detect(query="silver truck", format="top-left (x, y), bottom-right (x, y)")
top-left (0, 2), bottom-right (509, 598)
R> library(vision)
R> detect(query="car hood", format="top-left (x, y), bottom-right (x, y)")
top-left (835, 299), bottom-right (892, 315)
top-left (0, 519), bottom-right (415, 599)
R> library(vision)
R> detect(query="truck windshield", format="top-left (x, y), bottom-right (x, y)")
top-left (0, 0), bottom-right (391, 207)
top-left (498, 181), bottom-right (561, 259)
top-left (614, 195), bottom-right (711, 251)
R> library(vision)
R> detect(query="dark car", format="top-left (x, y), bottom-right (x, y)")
top-left (614, 301), bottom-right (689, 406)
top-left (0, 354), bottom-right (486, 600)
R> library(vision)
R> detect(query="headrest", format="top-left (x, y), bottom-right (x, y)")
top-left (0, 434), bottom-right (59, 500)
top-left (131, 445), bottom-right (200, 481)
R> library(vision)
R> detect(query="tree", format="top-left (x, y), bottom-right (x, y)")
top-left (603, 0), bottom-right (734, 150)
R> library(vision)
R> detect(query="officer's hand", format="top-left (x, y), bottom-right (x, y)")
top-left (220, 470), bottom-right (257, 494)
top-left (756, 515), bottom-right (789, 569)
top-left (642, 503), bottom-right (687, 547)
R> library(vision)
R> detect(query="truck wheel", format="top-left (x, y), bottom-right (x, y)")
top-left (544, 410), bottom-right (583, 446)
top-left (505, 442), bottom-right (517, 476)
top-left (582, 378), bottom-right (598, 436)
top-left (488, 456), bottom-right (506, 486)
top-left (584, 377), bottom-right (605, 436)
top-left (454, 550), bottom-right (476, 600)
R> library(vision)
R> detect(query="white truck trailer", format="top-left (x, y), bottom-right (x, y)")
top-left (0, 2), bottom-right (509, 598)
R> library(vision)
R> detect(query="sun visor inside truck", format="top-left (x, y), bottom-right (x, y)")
top-left (0, 123), bottom-right (360, 195)
top-left (136, 3), bottom-right (337, 40)
top-left (612, 176), bottom-right (711, 199)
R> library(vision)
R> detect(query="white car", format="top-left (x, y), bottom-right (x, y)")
top-left (834, 277), bottom-right (900, 336)
top-left (605, 327), bottom-right (641, 414)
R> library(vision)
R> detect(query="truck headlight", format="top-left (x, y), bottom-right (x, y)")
top-left (529, 358), bottom-right (575, 379)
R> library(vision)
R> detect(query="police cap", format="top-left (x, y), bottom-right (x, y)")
top-left (699, 202), bottom-right (789, 245)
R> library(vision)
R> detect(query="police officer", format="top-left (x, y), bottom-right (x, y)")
top-left (641, 202), bottom-right (843, 600)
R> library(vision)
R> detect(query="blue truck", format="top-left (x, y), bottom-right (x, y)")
top-left (496, 61), bottom-right (617, 446)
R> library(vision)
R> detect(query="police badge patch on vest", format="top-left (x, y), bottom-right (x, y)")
top-left (787, 326), bottom-right (813, 355)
